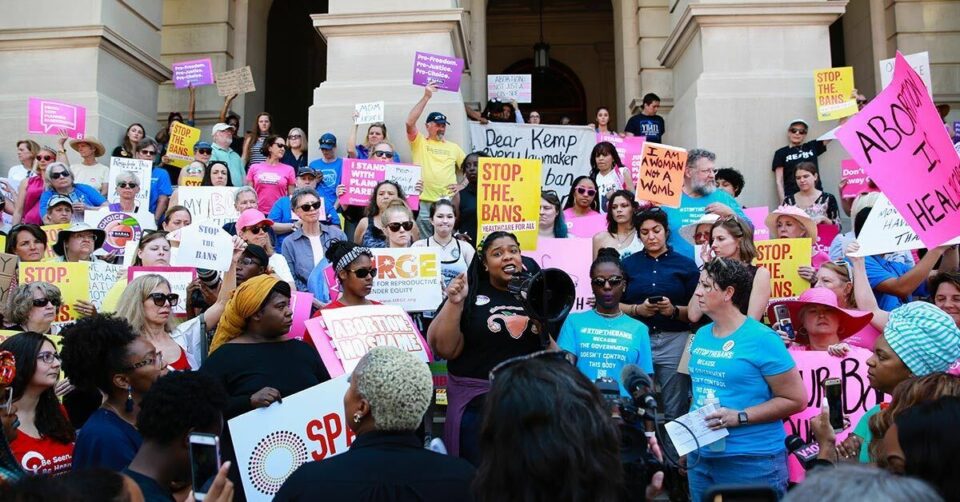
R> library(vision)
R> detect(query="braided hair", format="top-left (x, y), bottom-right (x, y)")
top-left (591, 247), bottom-right (625, 277)
top-left (324, 240), bottom-right (374, 281)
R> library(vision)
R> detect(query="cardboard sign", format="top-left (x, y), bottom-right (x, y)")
top-left (848, 194), bottom-right (960, 257)
top-left (84, 208), bottom-right (155, 253)
top-left (0, 253), bottom-right (19, 307)
top-left (27, 97), bottom-right (86, 139)
top-left (165, 122), bottom-right (201, 168)
top-left (469, 122), bottom-right (596, 198)
top-left (171, 224), bottom-right (233, 272)
top-left (366, 248), bottom-right (443, 312)
top-left (565, 212), bottom-right (607, 239)
top-left (128, 266), bottom-right (196, 317)
top-left (487, 74), bottom-right (532, 103)
top-left (814, 67), bottom-right (858, 121)
top-left (836, 52), bottom-right (960, 249)
top-left (840, 159), bottom-right (877, 199)
top-left (785, 348), bottom-right (888, 481)
top-left (598, 133), bottom-right (646, 189)
top-left (171, 58), bottom-right (214, 89)
top-left (338, 159), bottom-right (421, 210)
top-left (636, 143), bottom-right (687, 208)
top-left (523, 237), bottom-right (592, 312)
top-left (215, 66), bottom-right (256, 96)
top-left (742, 206), bottom-right (770, 241)
top-left (40, 224), bottom-right (71, 260)
top-left (412, 51), bottom-right (464, 92)
top-left (177, 186), bottom-right (239, 228)
top-left (19, 263), bottom-right (90, 322)
top-left (108, 157), bottom-right (152, 209)
top-left (353, 101), bottom-right (384, 125)
top-left (305, 304), bottom-right (432, 377)
top-left (88, 261), bottom-right (125, 310)
top-left (755, 238), bottom-right (812, 299)
top-left (880, 51), bottom-right (932, 98)
top-left (287, 292), bottom-right (313, 341)
top-left (229, 377), bottom-right (355, 502)
top-left (477, 157), bottom-right (542, 250)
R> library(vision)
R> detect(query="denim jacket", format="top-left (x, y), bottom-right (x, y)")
top-left (281, 224), bottom-right (347, 292)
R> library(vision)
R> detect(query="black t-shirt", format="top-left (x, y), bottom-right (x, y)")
top-left (122, 469), bottom-right (174, 502)
top-left (458, 186), bottom-right (478, 244)
top-left (772, 140), bottom-right (827, 197)
top-left (624, 114), bottom-right (666, 143)
top-left (447, 281), bottom-right (542, 379)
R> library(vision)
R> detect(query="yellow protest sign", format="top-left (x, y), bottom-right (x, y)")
top-left (166, 121), bottom-right (201, 168)
top-left (755, 238), bottom-right (812, 299)
top-left (19, 262), bottom-right (90, 322)
top-left (814, 67), bottom-right (857, 121)
top-left (477, 157), bottom-right (541, 250)
top-left (41, 224), bottom-right (71, 261)
top-left (636, 143), bottom-right (687, 208)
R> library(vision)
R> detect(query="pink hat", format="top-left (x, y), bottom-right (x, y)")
top-left (767, 287), bottom-right (873, 345)
top-left (236, 209), bottom-right (274, 232)
top-left (765, 205), bottom-right (818, 240)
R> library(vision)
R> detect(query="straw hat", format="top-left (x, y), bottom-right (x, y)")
top-left (765, 205), bottom-right (818, 241)
top-left (69, 136), bottom-right (106, 158)
top-left (679, 213), bottom-right (720, 245)
top-left (767, 287), bottom-right (873, 346)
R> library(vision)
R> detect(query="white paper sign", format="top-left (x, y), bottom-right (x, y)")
top-left (229, 376), bottom-right (354, 502)
top-left (368, 248), bottom-right (443, 312)
top-left (664, 403), bottom-right (730, 457)
top-left (177, 186), bottom-right (239, 228)
top-left (108, 157), bottom-right (152, 209)
top-left (850, 193), bottom-right (960, 257)
top-left (487, 74), bottom-right (532, 103)
top-left (880, 51), bottom-right (933, 98)
top-left (354, 101), bottom-right (384, 125)
top-left (171, 223), bottom-right (233, 271)
top-left (384, 163), bottom-right (422, 209)
top-left (129, 266), bottom-right (196, 317)
top-left (816, 125), bottom-right (840, 141)
top-left (87, 262), bottom-right (126, 310)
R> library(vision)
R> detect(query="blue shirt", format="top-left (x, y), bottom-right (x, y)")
top-left (268, 196), bottom-right (294, 248)
top-left (281, 225), bottom-right (348, 292)
top-left (72, 409), bottom-right (142, 471)
top-left (688, 318), bottom-right (795, 456)
top-left (307, 157), bottom-right (342, 225)
top-left (149, 168), bottom-right (173, 213)
top-left (39, 185), bottom-right (105, 215)
top-left (663, 191), bottom-right (746, 260)
top-left (859, 254), bottom-right (928, 311)
top-left (558, 310), bottom-right (653, 395)
top-left (622, 248), bottom-right (700, 332)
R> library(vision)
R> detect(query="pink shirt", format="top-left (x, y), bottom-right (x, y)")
top-left (246, 162), bottom-right (296, 213)
top-left (23, 176), bottom-right (46, 225)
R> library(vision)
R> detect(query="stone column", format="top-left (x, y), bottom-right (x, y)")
top-left (633, 0), bottom-right (673, 125)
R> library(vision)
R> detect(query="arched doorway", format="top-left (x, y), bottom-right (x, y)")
top-left (500, 59), bottom-right (587, 125)
top-left (264, 0), bottom-right (328, 135)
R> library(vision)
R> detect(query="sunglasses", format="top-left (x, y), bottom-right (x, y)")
top-left (489, 350), bottom-right (578, 382)
top-left (273, 143), bottom-right (287, 149)
top-left (287, 134), bottom-right (302, 139)
top-left (32, 298), bottom-right (61, 308)
top-left (372, 150), bottom-right (393, 158)
top-left (789, 128), bottom-right (808, 135)
top-left (576, 187), bottom-right (597, 197)
top-left (117, 182), bottom-right (139, 189)
top-left (146, 293), bottom-right (179, 307)
top-left (349, 267), bottom-right (378, 279)
top-left (197, 148), bottom-right (212, 155)
top-left (298, 201), bottom-right (323, 212)
top-left (244, 225), bottom-right (270, 235)
top-left (239, 257), bottom-right (264, 267)
top-left (386, 221), bottom-right (414, 232)
top-left (591, 276), bottom-right (625, 288)
top-left (36, 154), bottom-right (55, 162)
top-left (36, 351), bottom-right (61, 365)
top-left (123, 351), bottom-right (164, 372)
top-left (49, 171), bottom-right (70, 180)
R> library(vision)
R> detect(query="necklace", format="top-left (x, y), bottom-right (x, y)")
top-left (431, 236), bottom-right (454, 250)
top-left (614, 230), bottom-right (634, 247)
top-left (594, 308), bottom-right (623, 319)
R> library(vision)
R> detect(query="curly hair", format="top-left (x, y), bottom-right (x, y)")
top-left (715, 168), bottom-right (745, 197)
top-left (0, 332), bottom-right (75, 444)
top-left (324, 240), bottom-right (373, 279)
top-left (702, 257), bottom-right (753, 310)
top-left (4, 282), bottom-right (61, 326)
top-left (59, 314), bottom-right (139, 395)
top-left (475, 355), bottom-right (623, 502)
top-left (352, 347), bottom-right (432, 431)
top-left (136, 371), bottom-right (227, 444)
top-left (868, 373), bottom-right (960, 464)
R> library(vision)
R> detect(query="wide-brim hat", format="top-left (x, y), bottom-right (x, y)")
top-left (767, 287), bottom-right (873, 346)
top-left (765, 205), bottom-right (818, 241)
top-left (53, 222), bottom-right (106, 257)
top-left (69, 136), bottom-right (105, 157)
top-left (680, 213), bottom-right (720, 245)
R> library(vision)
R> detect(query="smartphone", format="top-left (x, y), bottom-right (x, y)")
top-left (824, 378), bottom-right (845, 432)
top-left (773, 305), bottom-right (795, 340)
top-left (189, 433), bottom-right (221, 500)
top-left (647, 296), bottom-right (664, 303)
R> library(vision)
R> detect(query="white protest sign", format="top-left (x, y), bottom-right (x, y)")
top-left (178, 186), bottom-right (239, 228)
top-left (108, 157), bottom-right (152, 209)
top-left (487, 74), bottom-right (532, 103)
top-left (229, 376), bottom-right (354, 502)
top-left (353, 101), bottom-right (384, 125)
top-left (215, 66), bottom-right (256, 96)
top-left (88, 262), bottom-right (125, 310)
top-left (880, 51), bottom-right (933, 98)
top-left (664, 403), bottom-right (729, 456)
top-left (850, 194), bottom-right (960, 257)
top-left (367, 248), bottom-right (443, 311)
top-left (385, 163), bottom-right (422, 210)
top-left (129, 266), bottom-right (196, 317)
top-left (171, 223), bottom-right (233, 271)
top-left (816, 125), bottom-right (840, 141)
top-left (470, 122), bottom-right (595, 198)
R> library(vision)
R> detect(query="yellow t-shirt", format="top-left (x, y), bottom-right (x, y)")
top-left (409, 133), bottom-right (466, 202)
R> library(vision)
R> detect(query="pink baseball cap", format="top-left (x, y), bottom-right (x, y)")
top-left (236, 209), bottom-right (274, 232)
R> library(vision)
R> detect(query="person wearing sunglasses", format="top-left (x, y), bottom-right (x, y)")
top-left (246, 134), bottom-right (296, 214)
top-left (115, 274), bottom-right (193, 371)
top-left (0, 332), bottom-right (75, 475)
top-left (317, 240), bottom-right (381, 312)
top-left (278, 127), bottom-right (308, 169)
top-left (347, 119), bottom-right (402, 162)
top-left (281, 188), bottom-right (347, 295)
top-left (192, 140), bottom-right (213, 165)
top-left (236, 209), bottom-right (294, 285)
top-left (106, 170), bottom-right (142, 214)
top-left (55, 134), bottom-right (109, 196)
top-left (266, 165), bottom-right (320, 249)
top-left (772, 118), bottom-right (828, 202)
top-left (562, 175), bottom-right (601, 220)
top-left (133, 138), bottom-right (173, 225)
top-left (5, 224), bottom-right (46, 263)
top-left (592, 190), bottom-right (643, 260)
top-left (381, 200), bottom-right (416, 249)
top-left (538, 190), bottom-right (568, 239)
top-left (353, 180), bottom-right (420, 248)
top-left (2, 283), bottom-right (63, 335)
top-left (12, 145), bottom-right (58, 226)
top-left (37, 162), bottom-right (106, 221)
top-left (60, 315), bottom-right (168, 470)
top-left (235, 243), bottom-right (270, 286)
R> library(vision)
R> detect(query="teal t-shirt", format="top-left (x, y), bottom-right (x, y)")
top-left (853, 404), bottom-right (881, 463)
top-left (688, 317), bottom-right (795, 456)
top-left (663, 191), bottom-right (745, 260)
top-left (557, 310), bottom-right (653, 396)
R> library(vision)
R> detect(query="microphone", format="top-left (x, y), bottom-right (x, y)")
top-left (785, 435), bottom-right (820, 470)
top-left (621, 364), bottom-right (658, 411)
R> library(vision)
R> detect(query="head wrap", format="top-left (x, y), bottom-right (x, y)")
top-left (209, 274), bottom-right (281, 354)
top-left (335, 246), bottom-right (372, 273)
top-left (885, 302), bottom-right (960, 376)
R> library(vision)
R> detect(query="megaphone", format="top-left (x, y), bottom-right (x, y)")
top-left (506, 268), bottom-right (576, 323)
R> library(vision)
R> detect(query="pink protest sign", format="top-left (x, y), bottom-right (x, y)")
top-left (27, 97), bottom-right (86, 139)
top-left (339, 159), bottom-right (421, 209)
top-left (412, 52), bottom-right (464, 92)
top-left (839, 159), bottom-right (877, 199)
top-left (523, 237), bottom-right (592, 312)
top-left (742, 206), bottom-right (770, 241)
top-left (785, 348), bottom-right (888, 482)
top-left (564, 211), bottom-right (607, 239)
top-left (323, 264), bottom-right (340, 302)
top-left (286, 291), bottom-right (313, 340)
top-left (836, 52), bottom-right (960, 248)
top-left (597, 133), bottom-right (646, 185)
top-left (814, 223), bottom-right (840, 256)
top-left (171, 58), bottom-right (214, 89)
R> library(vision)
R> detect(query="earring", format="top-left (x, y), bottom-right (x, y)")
top-left (125, 385), bottom-right (134, 413)
top-left (352, 413), bottom-right (362, 424)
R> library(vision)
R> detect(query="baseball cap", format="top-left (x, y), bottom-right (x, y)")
top-left (193, 141), bottom-right (212, 152)
top-left (212, 123), bottom-right (236, 135)
top-left (242, 244), bottom-right (269, 267)
top-left (787, 119), bottom-right (809, 129)
top-left (319, 133), bottom-right (337, 150)
top-left (297, 166), bottom-right (319, 177)
top-left (236, 209), bottom-right (274, 232)
top-left (426, 112), bottom-right (450, 125)
top-left (47, 194), bottom-right (73, 211)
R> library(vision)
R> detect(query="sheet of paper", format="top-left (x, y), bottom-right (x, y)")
top-left (664, 403), bottom-right (729, 456)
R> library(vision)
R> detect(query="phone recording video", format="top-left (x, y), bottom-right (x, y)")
top-left (189, 433), bottom-right (220, 500)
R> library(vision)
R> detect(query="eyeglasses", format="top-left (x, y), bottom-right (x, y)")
top-left (244, 225), bottom-right (270, 235)
top-left (146, 293), bottom-right (179, 307)
top-left (197, 148), bottom-right (212, 155)
top-left (49, 171), bottom-right (70, 180)
top-left (32, 298), bottom-right (61, 308)
top-left (591, 276), bottom-right (625, 288)
top-left (386, 221), bottom-right (414, 232)
top-left (117, 182), bottom-right (139, 189)
top-left (36, 154), bottom-right (55, 162)
top-left (239, 257), bottom-right (264, 267)
top-left (789, 128), bottom-right (808, 135)
top-left (489, 350), bottom-right (578, 382)
top-left (287, 134), bottom-right (302, 139)
top-left (372, 150), bottom-right (393, 158)
top-left (349, 267), bottom-right (378, 279)
top-left (298, 201), bottom-right (323, 212)
top-left (123, 351), bottom-right (164, 371)
top-left (576, 187), bottom-right (597, 197)
top-left (36, 351), bottom-right (61, 365)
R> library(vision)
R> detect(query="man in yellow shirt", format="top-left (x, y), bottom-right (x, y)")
top-left (406, 82), bottom-right (466, 237)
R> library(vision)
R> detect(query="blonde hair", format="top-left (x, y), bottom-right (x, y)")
top-left (379, 199), bottom-right (413, 227)
top-left (353, 347), bottom-right (432, 431)
top-left (115, 274), bottom-right (174, 334)
top-left (819, 261), bottom-right (856, 308)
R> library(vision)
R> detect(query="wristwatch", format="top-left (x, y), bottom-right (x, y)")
top-left (738, 411), bottom-right (749, 425)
